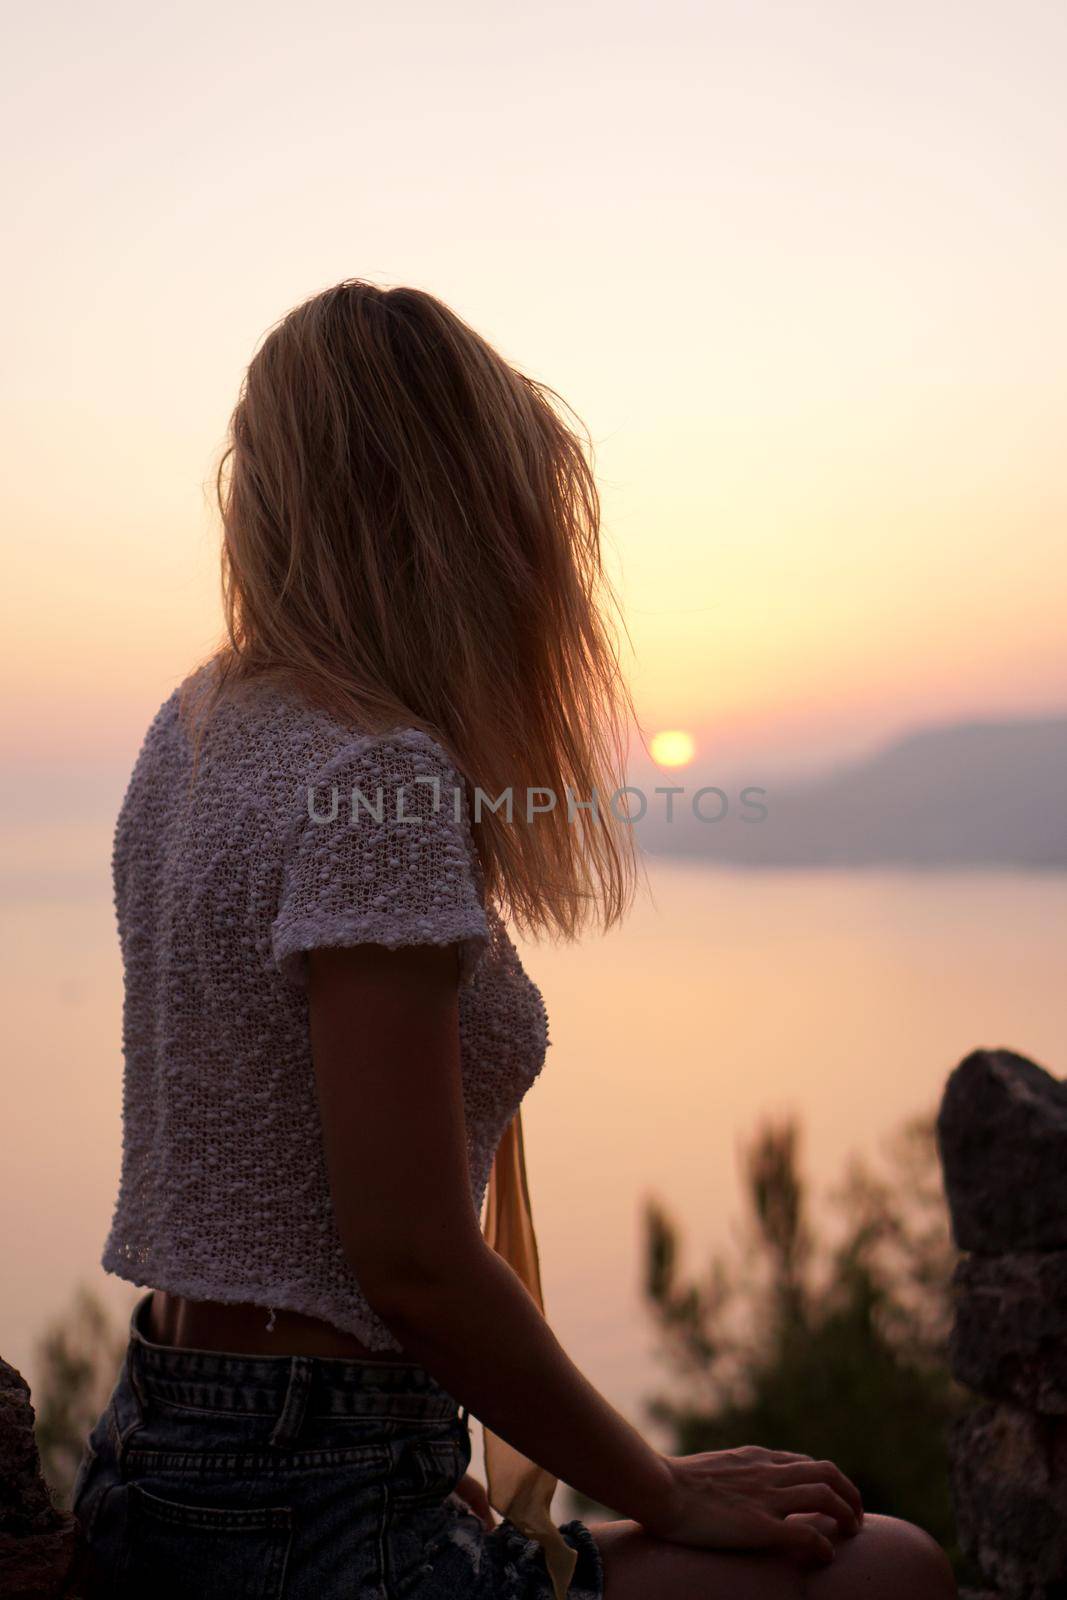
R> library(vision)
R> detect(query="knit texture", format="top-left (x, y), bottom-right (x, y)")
top-left (102, 665), bottom-right (550, 1347)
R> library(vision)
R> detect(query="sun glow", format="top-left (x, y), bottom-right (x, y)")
top-left (649, 729), bottom-right (696, 768)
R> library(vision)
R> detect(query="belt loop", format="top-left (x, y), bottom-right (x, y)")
top-left (269, 1355), bottom-right (314, 1447)
top-left (112, 1334), bottom-right (148, 1472)
top-left (125, 1330), bottom-right (149, 1423)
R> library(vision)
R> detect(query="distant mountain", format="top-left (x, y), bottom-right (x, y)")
top-left (634, 716), bottom-right (1067, 869)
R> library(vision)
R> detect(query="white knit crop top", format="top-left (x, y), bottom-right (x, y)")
top-left (101, 664), bottom-right (550, 1347)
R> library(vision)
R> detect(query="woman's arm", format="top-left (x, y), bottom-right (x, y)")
top-left (307, 943), bottom-right (860, 1559)
top-left (307, 940), bottom-right (673, 1524)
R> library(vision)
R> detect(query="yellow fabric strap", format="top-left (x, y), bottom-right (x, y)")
top-left (481, 1108), bottom-right (577, 1600)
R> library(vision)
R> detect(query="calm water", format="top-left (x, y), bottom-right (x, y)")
top-left (4, 845), bottom-right (1065, 1490)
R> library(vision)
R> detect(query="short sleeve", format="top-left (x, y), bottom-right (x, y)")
top-left (270, 729), bottom-right (491, 991)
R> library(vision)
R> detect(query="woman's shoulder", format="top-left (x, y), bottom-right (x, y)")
top-left (178, 661), bottom-right (465, 784)
top-left (304, 725), bottom-right (470, 802)
top-left (192, 673), bottom-right (477, 850)
top-left (121, 659), bottom-right (448, 795)
top-left (263, 700), bottom-right (492, 989)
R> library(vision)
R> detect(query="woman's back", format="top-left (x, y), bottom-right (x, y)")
top-left (103, 660), bottom-right (549, 1346)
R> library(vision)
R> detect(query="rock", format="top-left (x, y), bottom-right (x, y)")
top-left (949, 1402), bottom-right (1067, 1598)
top-left (0, 1522), bottom-right (86, 1599)
top-left (937, 1050), bottom-right (1067, 1253)
top-left (0, 1358), bottom-right (92, 1598)
top-left (0, 1361), bottom-right (59, 1538)
top-left (950, 1252), bottom-right (1067, 1414)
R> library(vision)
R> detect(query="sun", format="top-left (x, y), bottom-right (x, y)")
top-left (650, 729), bottom-right (696, 767)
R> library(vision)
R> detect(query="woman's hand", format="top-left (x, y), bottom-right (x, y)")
top-left (455, 1472), bottom-right (496, 1531)
top-left (640, 1447), bottom-right (864, 1564)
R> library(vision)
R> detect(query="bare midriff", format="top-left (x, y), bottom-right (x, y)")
top-left (144, 1288), bottom-right (410, 1361)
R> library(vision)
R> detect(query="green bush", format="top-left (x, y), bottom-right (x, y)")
top-left (32, 1283), bottom-right (129, 1512)
top-left (569, 1111), bottom-right (976, 1579)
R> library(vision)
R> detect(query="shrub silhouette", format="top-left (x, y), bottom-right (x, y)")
top-left (567, 1111), bottom-right (971, 1575)
top-left (32, 1283), bottom-right (130, 1512)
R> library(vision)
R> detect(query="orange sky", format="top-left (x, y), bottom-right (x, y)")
top-left (3, 0), bottom-right (1066, 782)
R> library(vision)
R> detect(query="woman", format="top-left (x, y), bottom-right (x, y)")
top-left (73, 279), bottom-right (956, 1599)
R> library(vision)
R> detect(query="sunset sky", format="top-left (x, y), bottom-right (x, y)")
top-left (4, 0), bottom-right (1066, 793)
top-left (4, 0), bottom-right (1067, 1443)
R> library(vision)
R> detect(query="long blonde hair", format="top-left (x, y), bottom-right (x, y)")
top-left (183, 278), bottom-right (640, 940)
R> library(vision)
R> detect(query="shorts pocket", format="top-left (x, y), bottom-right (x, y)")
top-left (391, 1425), bottom-right (472, 1508)
top-left (118, 1481), bottom-right (293, 1600)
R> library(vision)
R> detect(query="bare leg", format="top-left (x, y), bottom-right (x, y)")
top-left (590, 1512), bottom-right (956, 1600)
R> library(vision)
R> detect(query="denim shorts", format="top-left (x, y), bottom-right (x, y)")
top-left (72, 1291), bottom-right (604, 1600)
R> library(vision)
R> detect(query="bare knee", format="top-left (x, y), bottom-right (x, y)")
top-left (590, 1512), bottom-right (955, 1600)
top-left (864, 1513), bottom-right (955, 1596)
top-left (591, 1519), bottom-right (805, 1600)
top-left (811, 1513), bottom-right (955, 1600)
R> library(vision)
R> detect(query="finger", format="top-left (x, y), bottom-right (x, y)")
top-left (772, 1483), bottom-right (859, 1533)
top-left (776, 1459), bottom-right (864, 1522)
top-left (768, 1517), bottom-right (835, 1565)
top-left (809, 1459), bottom-right (863, 1522)
top-left (785, 1511), bottom-right (840, 1540)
